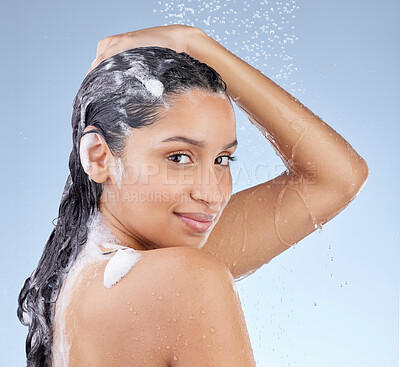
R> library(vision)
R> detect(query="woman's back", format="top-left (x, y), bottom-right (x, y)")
top-left (52, 245), bottom-right (256, 366)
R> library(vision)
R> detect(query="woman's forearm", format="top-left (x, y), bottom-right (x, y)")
top-left (188, 28), bottom-right (369, 193)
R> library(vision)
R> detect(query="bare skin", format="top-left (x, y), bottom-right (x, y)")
top-left (53, 88), bottom-right (256, 366)
top-left (54, 25), bottom-right (369, 366)
top-left (89, 25), bottom-right (369, 279)
top-left (59, 247), bottom-right (255, 366)
top-left (90, 90), bottom-right (237, 252)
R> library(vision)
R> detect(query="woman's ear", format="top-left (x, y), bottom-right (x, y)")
top-left (79, 126), bottom-right (113, 184)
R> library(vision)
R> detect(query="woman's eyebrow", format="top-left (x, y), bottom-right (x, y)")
top-left (160, 136), bottom-right (238, 150)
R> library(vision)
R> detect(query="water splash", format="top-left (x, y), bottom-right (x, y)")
top-left (154, 0), bottom-right (302, 94)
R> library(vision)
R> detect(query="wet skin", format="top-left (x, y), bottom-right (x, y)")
top-left (94, 88), bottom-right (238, 252)
top-left (51, 89), bottom-right (256, 366)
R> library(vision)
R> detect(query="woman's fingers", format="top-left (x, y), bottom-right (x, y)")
top-left (89, 36), bottom-right (145, 73)
top-left (86, 25), bottom-right (201, 76)
top-left (96, 37), bottom-right (110, 56)
top-left (95, 34), bottom-right (122, 60)
top-left (86, 36), bottom-right (120, 76)
top-left (87, 43), bottom-right (126, 75)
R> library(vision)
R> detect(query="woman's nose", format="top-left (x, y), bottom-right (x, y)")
top-left (190, 165), bottom-right (227, 206)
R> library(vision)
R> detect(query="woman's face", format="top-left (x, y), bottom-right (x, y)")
top-left (100, 88), bottom-right (237, 251)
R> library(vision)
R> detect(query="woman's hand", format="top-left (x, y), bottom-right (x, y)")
top-left (86, 25), bottom-right (201, 76)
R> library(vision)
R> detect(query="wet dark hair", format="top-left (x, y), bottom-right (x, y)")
top-left (17, 46), bottom-right (229, 367)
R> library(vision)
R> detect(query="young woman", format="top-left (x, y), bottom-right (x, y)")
top-left (18, 25), bottom-right (369, 367)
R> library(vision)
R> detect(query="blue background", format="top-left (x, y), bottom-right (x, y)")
top-left (1, 0), bottom-right (399, 366)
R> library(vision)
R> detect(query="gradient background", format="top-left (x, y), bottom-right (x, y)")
top-left (1, 0), bottom-right (399, 366)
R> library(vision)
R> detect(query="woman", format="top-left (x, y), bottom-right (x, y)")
top-left (17, 25), bottom-right (369, 366)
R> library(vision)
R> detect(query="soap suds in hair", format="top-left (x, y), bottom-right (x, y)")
top-left (80, 58), bottom-right (165, 133)
top-left (123, 61), bottom-right (165, 98)
top-left (143, 78), bottom-right (164, 97)
top-left (116, 119), bottom-right (132, 136)
top-left (79, 97), bottom-right (94, 131)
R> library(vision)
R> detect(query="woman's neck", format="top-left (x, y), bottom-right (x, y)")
top-left (98, 200), bottom-right (156, 251)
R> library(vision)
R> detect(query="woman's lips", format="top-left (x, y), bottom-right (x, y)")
top-left (174, 213), bottom-right (214, 233)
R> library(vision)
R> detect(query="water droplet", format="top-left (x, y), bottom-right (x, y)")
top-left (209, 327), bottom-right (215, 333)
top-left (202, 335), bottom-right (207, 339)
top-left (158, 295), bottom-right (163, 300)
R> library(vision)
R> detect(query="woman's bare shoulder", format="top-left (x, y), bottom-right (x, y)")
top-left (70, 246), bottom-right (246, 365)
top-left (76, 246), bottom-right (229, 312)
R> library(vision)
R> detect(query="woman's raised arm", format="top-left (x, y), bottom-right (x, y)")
top-left (88, 25), bottom-right (369, 280)
top-left (186, 27), bottom-right (369, 279)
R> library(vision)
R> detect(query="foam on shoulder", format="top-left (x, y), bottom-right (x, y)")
top-left (103, 248), bottom-right (141, 288)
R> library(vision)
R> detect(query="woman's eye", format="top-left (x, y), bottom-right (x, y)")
top-left (216, 155), bottom-right (237, 166)
top-left (167, 153), bottom-right (192, 164)
top-left (167, 153), bottom-right (237, 166)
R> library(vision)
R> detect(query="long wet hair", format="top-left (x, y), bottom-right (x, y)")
top-left (17, 46), bottom-right (229, 367)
